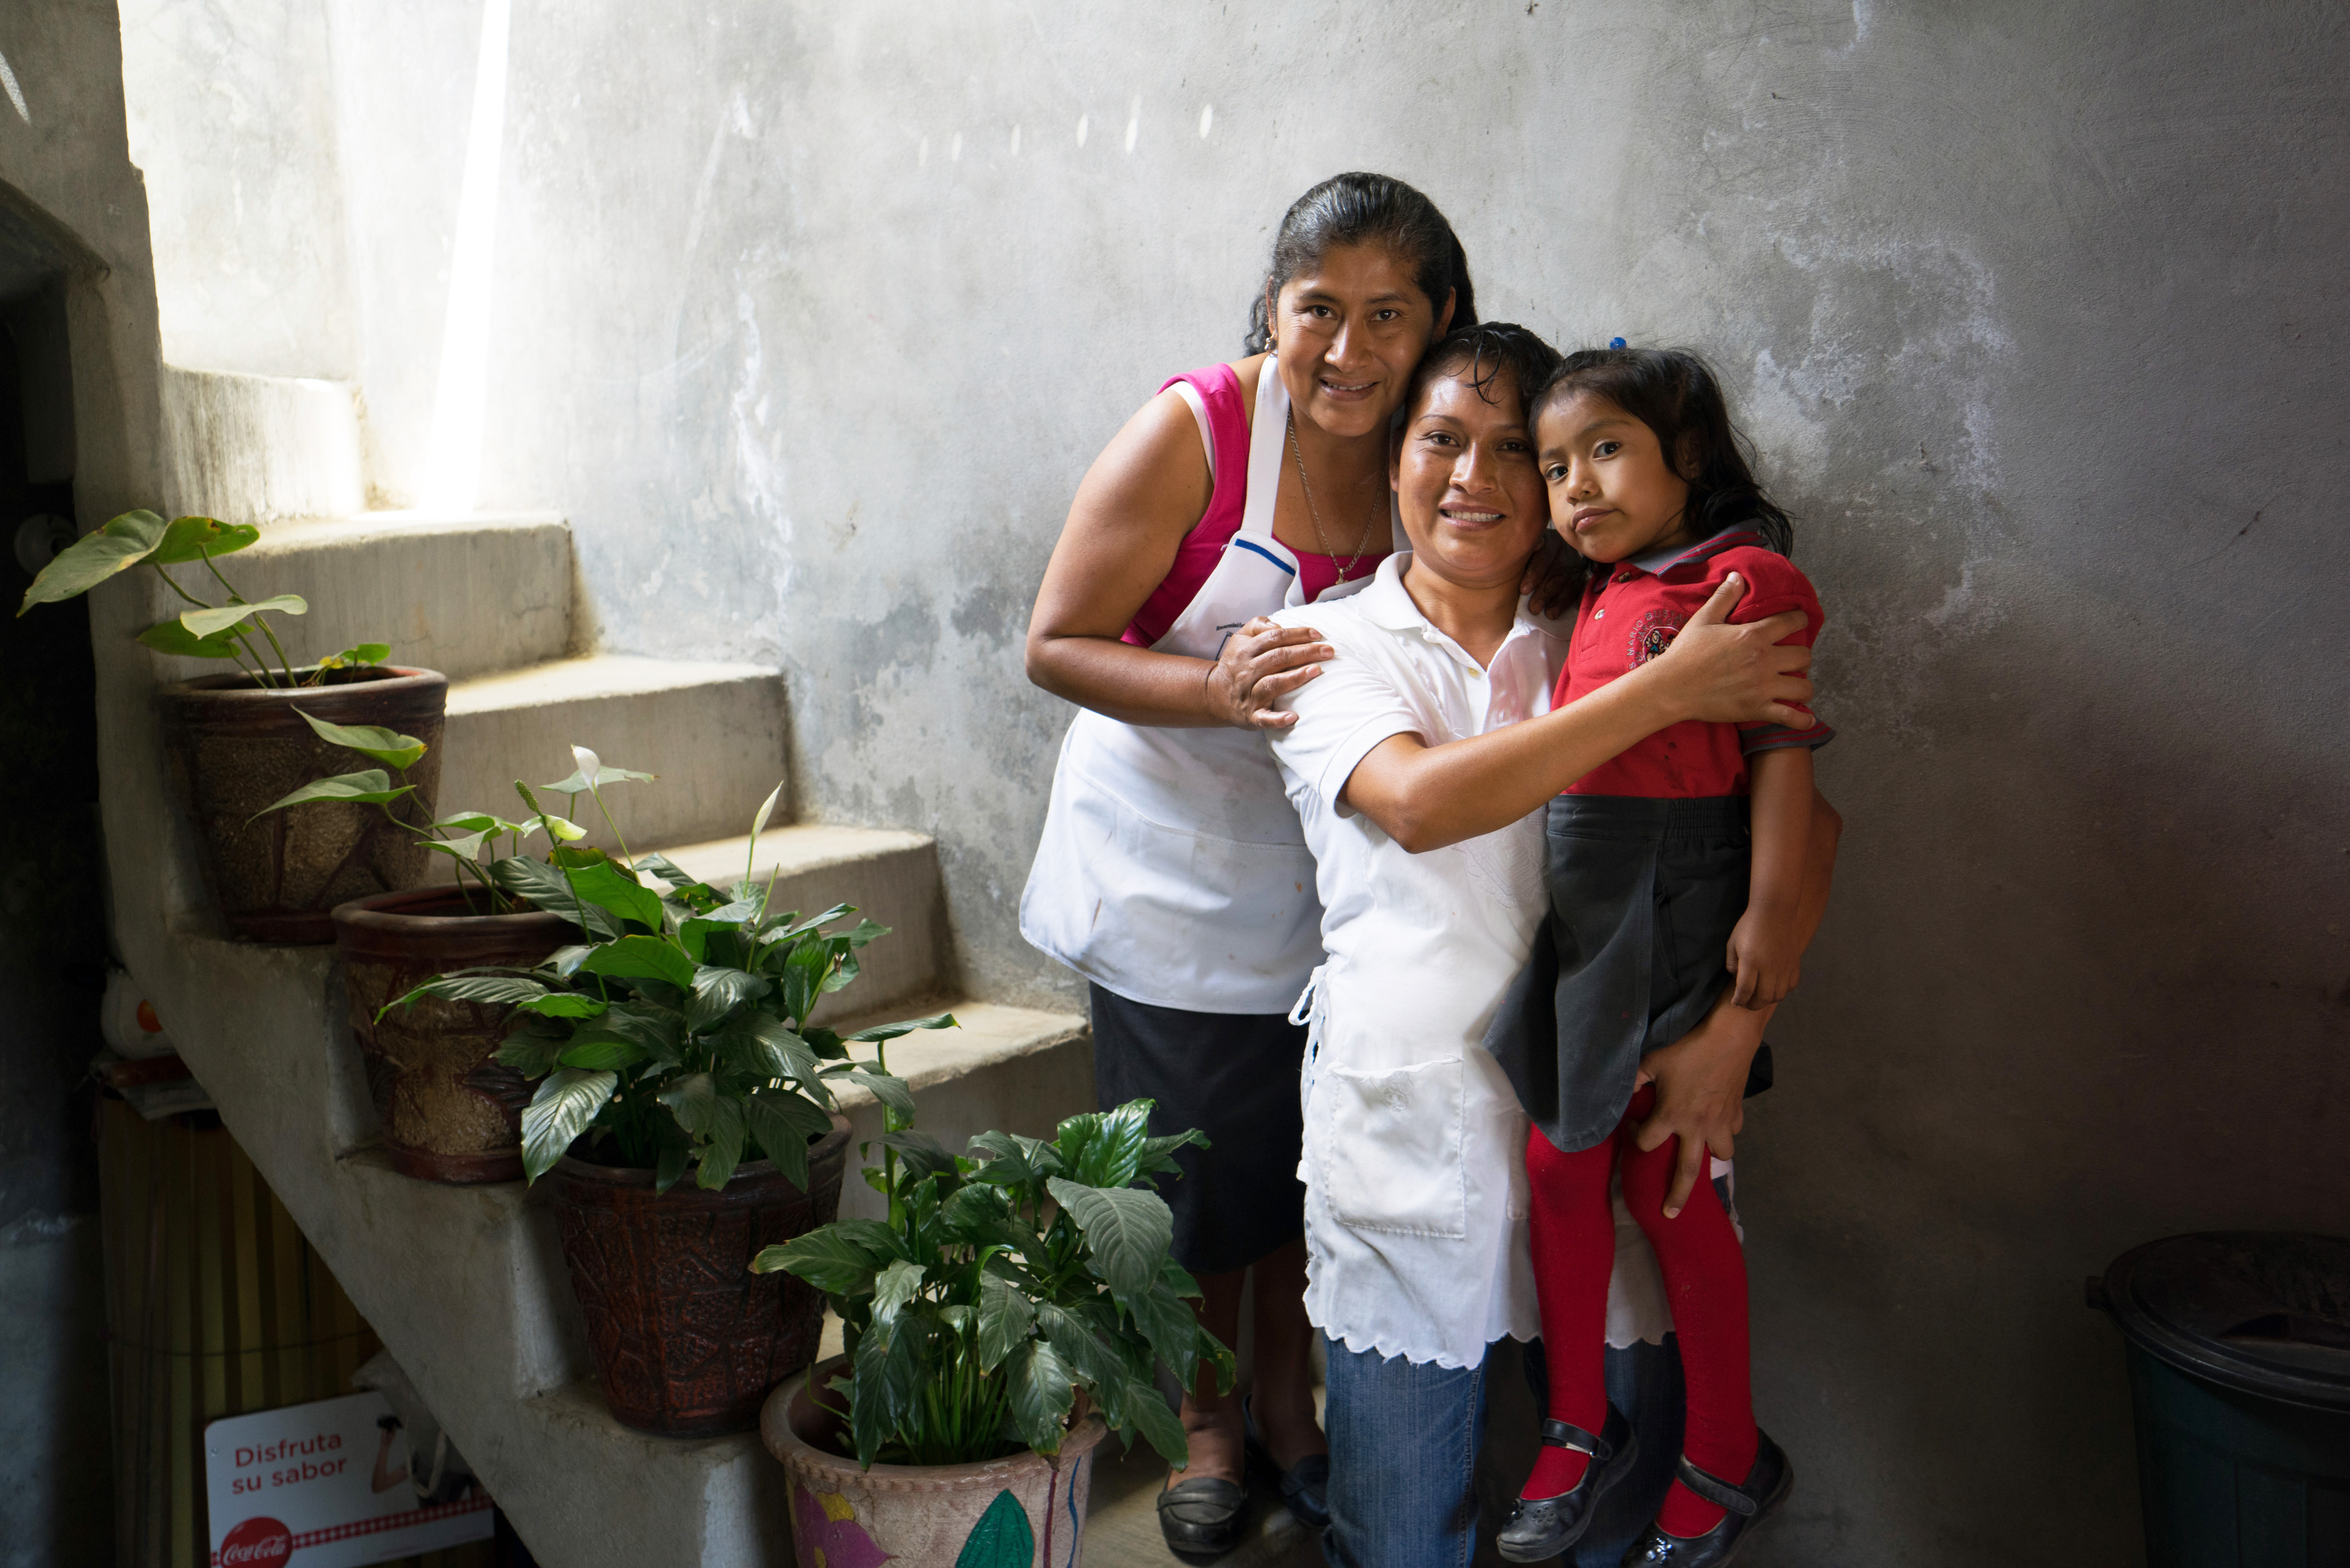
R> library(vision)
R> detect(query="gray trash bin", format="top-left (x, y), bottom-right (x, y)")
top-left (2090, 1232), bottom-right (2350, 1567)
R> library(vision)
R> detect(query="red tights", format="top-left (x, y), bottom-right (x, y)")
top-left (1521, 1085), bottom-right (1757, 1538)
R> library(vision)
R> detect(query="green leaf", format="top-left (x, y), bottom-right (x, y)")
top-left (1123, 1364), bottom-right (1192, 1468)
top-left (720, 1014), bottom-right (823, 1088)
top-left (487, 857), bottom-right (621, 938)
top-left (1045, 1178), bottom-right (1173, 1300)
top-left (252, 769), bottom-right (414, 821)
top-left (517, 992), bottom-right (605, 1018)
top-left (422, 830), bottom-right (492, 864)
top-left (849, 1312), bottom-right (925, 1467)
top-left (290, 706), bottom-right (427, 770)
top-left (18, 510), bottom-right (165, 612)
top-left (953, 1489), bottom-right (1036, 1568)
top-left (1122, 1279), bottom-right (1208, 1383)
top-left (379, 971), bottom-right (549, 1017)
top-left (151, 514), bottom-right (259, 564)
top-left (180, 594), bottom-right (308, 639)
top-left (779, 939), bottom-right (832, 1024)
top-left (135, 619), bottom-right (245, 659)
top-left (844, 1011), bottom-right (959, 1045)
top-left (873, 1129), bottom-right (958, 1186)
top-left (494, 1022), bottom-right (569, 1078)
top-left (1136, 1127), bottom-right (1212, 1181)
top-left (1069, 1100), bottom-right (1153, 1191)
top-left (654, 1135), bottom-right (690, 1194)
top-left (686, 964), bottom-right (769, 1031)
top-left (966, 1130), bottom-right (1063, 1193)
top-left (575, 934), bottom-right (696, 991)
top-left (658, 1073), bottom-right (747, 1189)
top-left (753, 1225), bottom-right (887, 1293)
top-left (555, 1033), bottom-right (647, 1071)
top-left (833, 1067), bottom-right (913, 1117)
top-left (940, 1183), bottom-right (1031, 1260)
top-left (1035, 1300), bottom-right (1125, 1396)
top-left (1002, 1338), bottom-right (1076, 1455)
top-left (741, 1088), bottom-right (829, 1189)
top-left (319, 642), bottom-right (391, 669)
top-left (561, 858), bottom-right (667, 932)
top-left (871, 1258), bottom-right (926, 1324)
top-left (520, 1069), bottom-right (616, 1182)
top-left (974, 1267), bottom-right (1038, 1371)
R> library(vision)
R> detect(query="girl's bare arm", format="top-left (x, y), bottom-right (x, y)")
top-left (1726, 747), bottom-right (1815, 1007)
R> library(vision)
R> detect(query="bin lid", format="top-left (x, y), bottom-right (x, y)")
top-left (2099, 1232), bottom-right (2350, 1413)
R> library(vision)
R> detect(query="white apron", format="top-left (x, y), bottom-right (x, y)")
top-left (1020, 358), bottom-right (1405, 1014)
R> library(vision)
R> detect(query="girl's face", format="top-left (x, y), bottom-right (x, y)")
top-left (1391, 366), bottom-right (1548, 590)
top-left (1268, 242), bottom-right (1455, 441)
top-left (1536, 390), bottom-right (1695, 565)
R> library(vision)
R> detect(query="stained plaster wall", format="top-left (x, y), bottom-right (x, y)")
top-left (115, 0), bottom-right (2350, 1560)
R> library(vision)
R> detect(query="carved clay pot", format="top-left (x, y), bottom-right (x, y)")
top-left (159, 666), bottom-right (447, 943)
top-left (332, 886), bottom-right (571, 1183)
top-left (763, 1356), bottom-right (1107, 1568)
top-left (551, 1119), bottom-right (852, 1436)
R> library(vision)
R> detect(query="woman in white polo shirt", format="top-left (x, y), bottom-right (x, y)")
top-left (1265, 324), bottom-right (1838, 1566)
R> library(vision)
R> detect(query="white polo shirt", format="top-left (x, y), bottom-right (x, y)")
top-left (1267, 553), bottom-right (1684, 1369)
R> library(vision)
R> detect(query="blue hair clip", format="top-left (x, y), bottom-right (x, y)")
top-left (1609, 337), bottom-right (1627, 349)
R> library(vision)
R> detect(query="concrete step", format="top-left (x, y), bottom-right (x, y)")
top-left (161, 366), bottom-right (366, 524)
top-left (145, 511), bottom-right (574, 684)
top-left (438, 655), bottom-right (789, 852)
top-left (134, 927), bottom-right (1086, 1566)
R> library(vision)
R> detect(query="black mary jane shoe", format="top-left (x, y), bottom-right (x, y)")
top-left (1494, 1403), bottom-right (1640, 1563)
top-left (1621, 1430), bottom-right (1794, 1567)
top-left (1157, 1474), bottom-right (1249, 1559)
top-left (1241, 1395), bottom-right (1331, 1530)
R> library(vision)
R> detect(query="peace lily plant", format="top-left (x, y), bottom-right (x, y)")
top-left (382, 754), bottom-right (953, 1191)
top-left (754, 1100), bottom-right (1236, 1471)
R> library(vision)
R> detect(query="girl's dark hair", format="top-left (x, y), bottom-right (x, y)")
top-left (1405, 322), bottom-right (1561, 419)
top-left (1244, 173), bottom-right (1477, 353)
top-left (1534, 347), bottom-right (1794, 557)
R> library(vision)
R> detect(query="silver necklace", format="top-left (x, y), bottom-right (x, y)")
top-left (1288, 411), bottom-right (1381, 581)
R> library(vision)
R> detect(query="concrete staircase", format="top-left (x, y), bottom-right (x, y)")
top-left (135, 371), bottom-right (1094, 1566)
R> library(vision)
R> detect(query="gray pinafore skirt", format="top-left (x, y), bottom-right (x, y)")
top-left (1484, 794), bottom-right (1772, 1154)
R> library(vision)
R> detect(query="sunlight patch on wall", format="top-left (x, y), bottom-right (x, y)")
top-left (421, 0), bottom-right (512, 510)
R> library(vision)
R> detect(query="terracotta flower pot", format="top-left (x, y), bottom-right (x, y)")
top-left (550, 1119), bottom-right (852, 1436)
top-left (762, 1356), bottom-right (1107, 1568)
top-left (332, 886), bottom-right (572, 1183)
top-left (159, 665), bottom-right (447, 943)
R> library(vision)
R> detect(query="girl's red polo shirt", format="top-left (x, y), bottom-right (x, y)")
top-left (1554, 525), bottom-right (1834, 798)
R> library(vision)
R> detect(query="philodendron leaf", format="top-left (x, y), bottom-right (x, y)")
top-left (974, 1267), bottom-right (1037, 1370)
top-left (135, 619), bottom-right (245, 659)
top-left (561, 858), bottom-right (667, 932)
top-left (1002, 1338), bottom-right (1076, 1455)
top-left (870, 1258), bottom-right (925, 1325)
top-left (18, 510), bottom-right (166, 612)
top-left (575, 933), bottom-right (696, 991)
top-left (180, 595), bottom-right (308, 639)
top-left (487, 857), bottom-right (620, 938)
top-left (151, 514), bottom-right (259, 564)
top-left (1045, 1178), bottom-right (1174, 1300)
top-left (319, 643), bottom-right (391, 669)
top-left (252, 769), bottom-right (414, 821)
top-left (519, 1068), bottom-right (616, 1182)
top-left (292, 706), bottom-right (427, 770)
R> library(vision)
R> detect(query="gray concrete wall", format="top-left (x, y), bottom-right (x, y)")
top-left (113, 1), bottom-right (2350, 1559)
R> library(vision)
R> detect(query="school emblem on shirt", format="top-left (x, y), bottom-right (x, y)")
top-left (1626, 608), bottom-right (1687, 666)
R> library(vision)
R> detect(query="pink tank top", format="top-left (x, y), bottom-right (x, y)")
top-left (1122, 363), bottom-right (1394, 647)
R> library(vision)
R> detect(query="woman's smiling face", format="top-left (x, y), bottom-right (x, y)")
top-left (1269, 242), bottom-right (1453, 440)
top-left (1391, 362), bottom-right (1549, 589)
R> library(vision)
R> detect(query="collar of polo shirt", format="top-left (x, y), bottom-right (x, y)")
top-left (1619, 524), bottom-right (1767, 580)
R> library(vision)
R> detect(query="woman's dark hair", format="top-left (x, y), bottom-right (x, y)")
top-left (1404, 322), bottom-right (1561, 420)
top-left (1243, 173), bottom-right (1477, 353)
top-left (1533, 346), bottom-right (1794, 557)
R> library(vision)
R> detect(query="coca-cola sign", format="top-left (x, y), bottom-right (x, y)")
top-left (217, 1517), bottom-right (292, 1568)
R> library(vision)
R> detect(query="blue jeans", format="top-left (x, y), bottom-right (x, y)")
top-left (1323, 1332), bottom-right (1688, 1568)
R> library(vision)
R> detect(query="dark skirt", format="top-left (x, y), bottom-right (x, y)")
top-left (1089, 982), bottom-right (1307, 1275)
top-left (1484, 795), bottom-right (1773, 1155)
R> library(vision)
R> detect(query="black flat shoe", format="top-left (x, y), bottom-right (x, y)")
top-left (1157, 1475), bottom-right (1249, 1558)
top-left (1495, 1403), bottom-right (1639, 1563)
top-left (1621, 1431), bottom-right (1793, 1566)
top-left (1242, 1395), bottom-right (1331, 1530)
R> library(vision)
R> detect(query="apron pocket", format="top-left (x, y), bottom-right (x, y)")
top-left (1309, 1057), bottom-right (1468, 1239)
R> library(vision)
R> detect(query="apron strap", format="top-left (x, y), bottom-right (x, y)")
top-left (1240, 355), bottom-right (1289, 544)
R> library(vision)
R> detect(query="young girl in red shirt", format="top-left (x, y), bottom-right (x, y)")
top-left (1488, 346), bottom-right (1833, 1565)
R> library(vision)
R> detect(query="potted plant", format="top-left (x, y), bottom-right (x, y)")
top-left (384, 773), bottom-right (956, 1435)
top-left (16, 508), bottom-right (437, 942)
top-left (753, 1099), bottom-right (1236, 1567)
top-left (318, 744), bottom-right (652, 1184)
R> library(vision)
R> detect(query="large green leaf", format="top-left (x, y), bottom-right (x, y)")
top-left (740, 1088), bottom-right (829, 1189)
top-left (826, 1066), bottom-right (912, 1117)
top-left (487, 857), bottom-right (620, 938)
top-left (939, 1184), bottom-right (1031, 1261)
top-left (686, 964), bottom-right (769, 1031)
top-left (1068, 1100), bottom-right (1153, 1191)
top-left (575, 934), bottom-right (696, 991)
top-left (720, 1014), bottom-right (823, 1089)
top-left (872, 1129), bottom-right (957, 1186)
top-left (562, 858), bottom-right (667, 932)
top-left (515, 991), bottom-right (606, 1019)
top-left (849, 1313), bottom-right (926, 1467)
top-left (779, 939), bottom-right (832, 1024)
top-left (18, 510), bottom-right (166, 612)
top-left (1134, 1127), bottom-right (1212, 1183)
top-left (180, 595), bottom-right (308, 639)
top-left (843, 1011), bottom-right (959, 1045)
top-left (291, 706), bottom-right (426, 770)
top-left (151, 514), bottom-right (259, 564)
top-left (379, 971), bottom-right (549, 1018)
top-left (973, 1267), bottom-right (1037, 1371)
top-left (135, 619), bottom-right (245, 659)
top-left (752, 1226), bottom-right (885, 1293)
top-left (554, 1033), bottom-right (647, 1071)
top-left (1120, 1364), bottom-right (1192, 1468)
top-left (953, 1489), bottom-right (1035, 1568)
top-left (1034, 1301), bottom-right (1126, 1397)
top-left (1002, 1338), bottom-right (1076, 1455)
top-left (252, 769), bottom-right (414, 821)
top-left (520, 1069), bottom-right (616, 1181)
top-left (494, 1021), bottom-right (569, 1077)
top-left (871, 1258), bottom-right (926, 1324)
top-left (658, 1073), bottom-right (747, 1189)
top-left (1045, 1178), bottom-right (1173, 1300)
top-left (319, 642), bottom-right (391, 669)
top-left (1121, 1278), bottom-right (1208, 1383)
